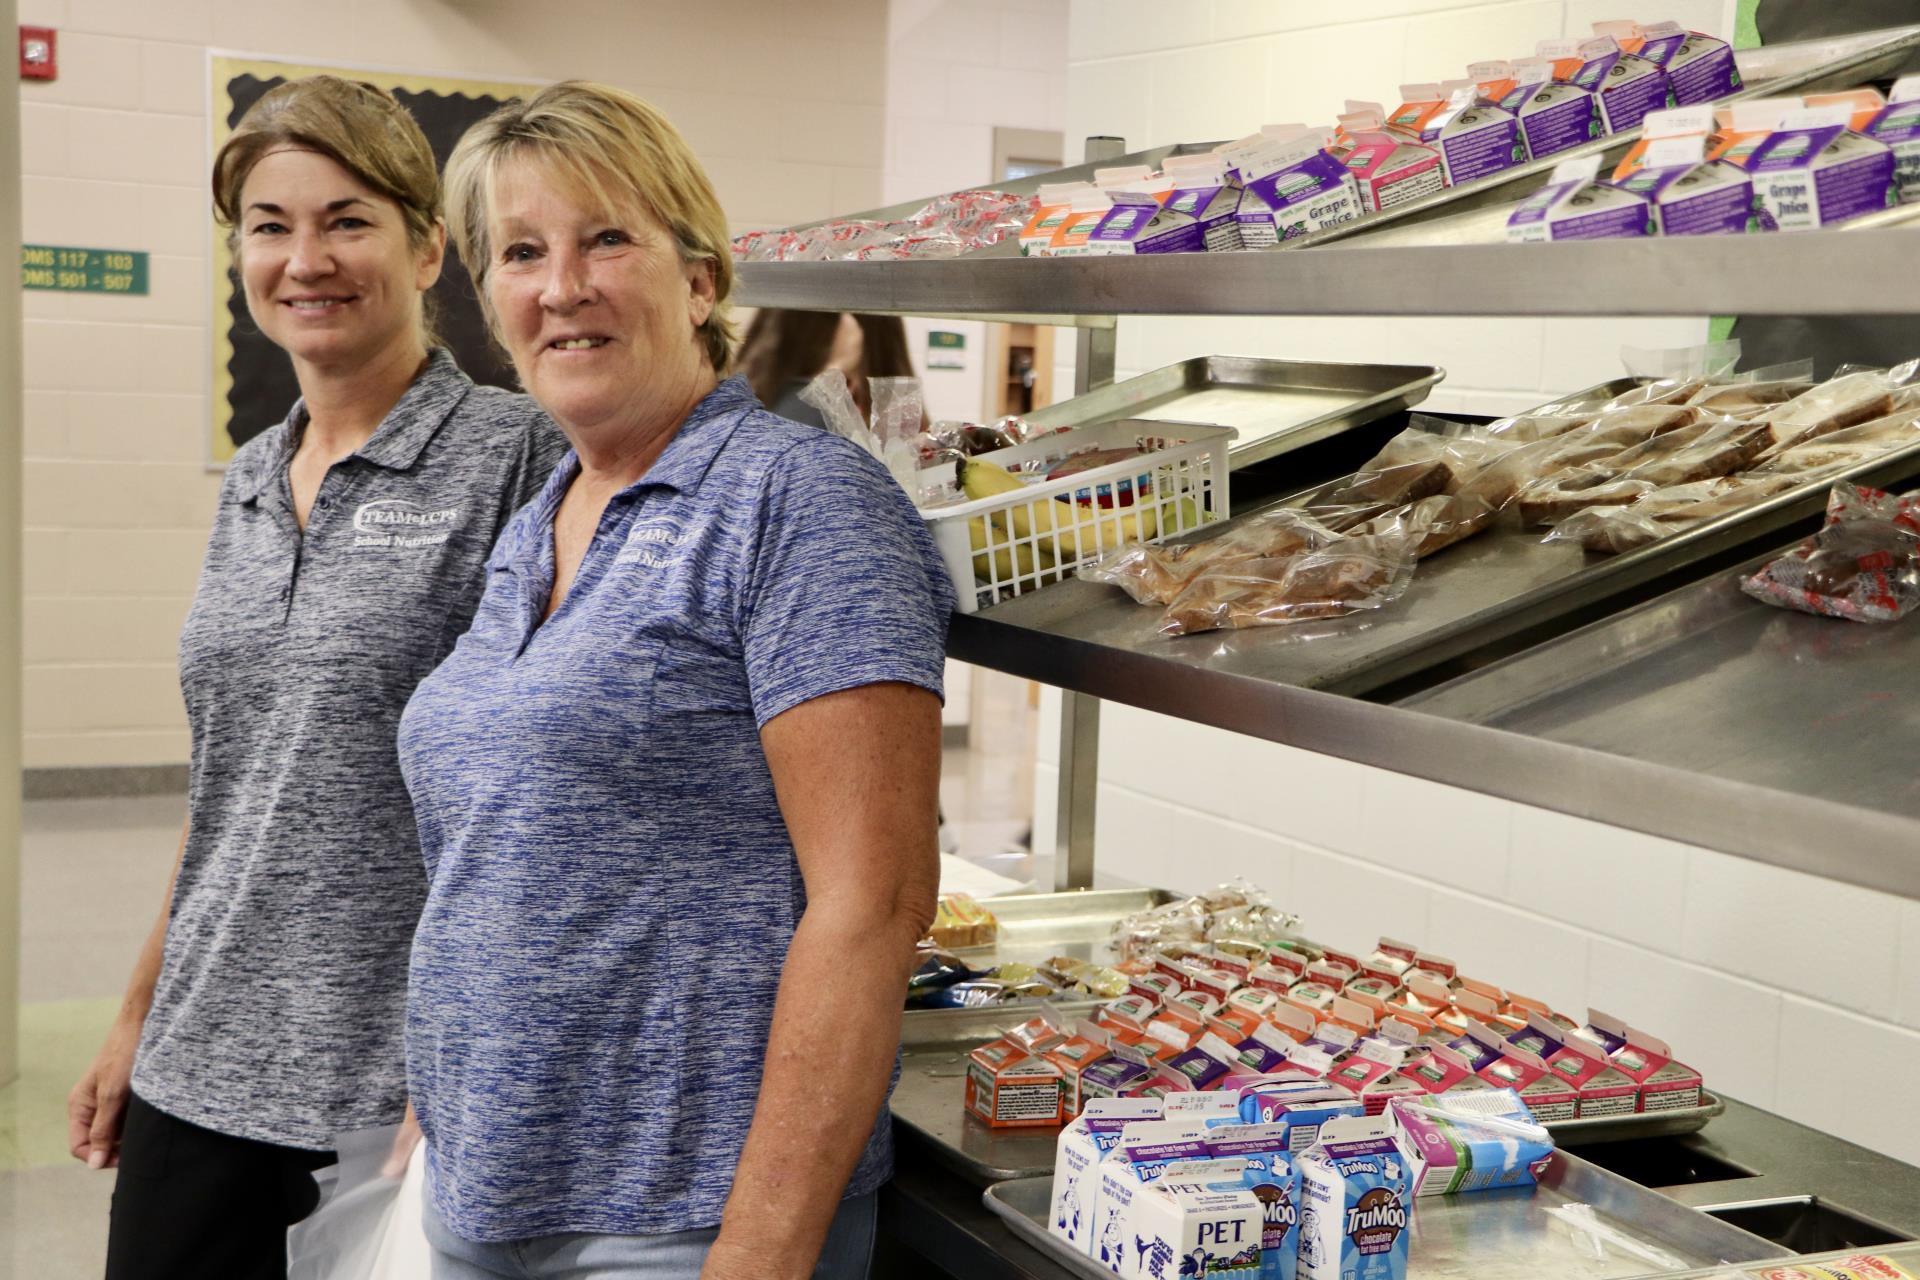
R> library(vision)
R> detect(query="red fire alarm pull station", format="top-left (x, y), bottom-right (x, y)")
top-left (20, 26), bottom-right (56, 80)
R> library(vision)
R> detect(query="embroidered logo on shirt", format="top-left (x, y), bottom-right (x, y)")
top-left (613, 523), bottom-right (683, 569)
top-left (352, 498), bottom-right (463, 549)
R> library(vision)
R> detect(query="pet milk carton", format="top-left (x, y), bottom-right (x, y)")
top-left (1128, 1172), bottom-right (1266, 1280)
top-left (1502, 64), bottom-right (1601, 161)
top-left (1092, 1122), bottom-right (1213, 1275)
top-left (1507, 155), bottom-right (1654, 241)
top-left (1052, 1098), bottom-right (1165, 1255)
top-left (1868, 76), bottom-right (1920, 204)
top-left (1295, 1116), bottom-right (1412, 1280)
top-left (1569, 36), bottom-right (1674, 136)
top-left (1748, 105), bottom-right (1899, 231)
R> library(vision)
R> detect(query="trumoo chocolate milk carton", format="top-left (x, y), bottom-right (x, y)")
top-left (1868, 76), bottom-right (1920, 204)
top-left (1052, 1098), bottom-right (1165, 1255)
top-left (1503, 69), bottom-right (1602, 161)
top-left (1569, 36), bottom-right (1675, 136)
top-left (1295, 1116), bottom-right (1412, 1280)
top-left (1749, 106), bottom-right (1899, 232)
top-left (1507, 155), bottom-right (1654, 241)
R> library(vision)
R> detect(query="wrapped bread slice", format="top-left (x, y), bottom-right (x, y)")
top-left (1765, 371), bottom-right (1900, 450)
top-left (1612, 419), bottom-right (1772, 488)
top-left (1601, 377), bottom-right (1710, 411)
top-left (1687, 378), bottom-right (1814, 416)
top-left (1078, 507), bottom-right (1342, 606)
top-left (1354, 493), bottom-right (1497, 558)
top-left (1482, 412), bottom-right (1596, 443)
top-left (1547, 475), bottom-right (1809, 554)
top-left (1517, 474), bottom-right (1657, 527)
top-left (1159, 533), bottom-right (1419, 636)
top-left (1754, 404), bottom-right (1920, 471)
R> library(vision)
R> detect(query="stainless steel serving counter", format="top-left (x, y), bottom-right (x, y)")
top-left (875, 1097), bottom-right (1920, 1280)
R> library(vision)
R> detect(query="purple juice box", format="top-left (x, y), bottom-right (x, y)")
top-left (1435, 103), bottom-right (1526, 185)
top-left (1570, 36), bottom-right (1675, 136)
top-left (1750, 108), bottom-right (1899, 231)
top-left (1504, 79), bottom-right (1602, 161)
top-left (1867, 78), bottom-right (1920, 204)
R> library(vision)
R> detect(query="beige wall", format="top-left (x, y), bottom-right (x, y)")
top-left (17, 0), bottom-right (893, 770)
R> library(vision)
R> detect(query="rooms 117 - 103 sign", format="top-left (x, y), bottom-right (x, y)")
top-left (21, 245), bottom-right (149, 294)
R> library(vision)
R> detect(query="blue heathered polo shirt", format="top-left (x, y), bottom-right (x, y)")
top-left (397, 377), bottom-right (951, 1242)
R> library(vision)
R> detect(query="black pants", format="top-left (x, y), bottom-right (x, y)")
top-left (105, 1093), bottom-right (336, 1280)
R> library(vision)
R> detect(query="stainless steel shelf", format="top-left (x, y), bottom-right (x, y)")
top-left (737, 228), bottom-right (1920, 319)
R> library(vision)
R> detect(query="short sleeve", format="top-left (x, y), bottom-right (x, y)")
top-left (739, 432), bottom-right (951, 727)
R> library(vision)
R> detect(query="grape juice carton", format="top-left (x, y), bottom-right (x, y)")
top-left (1607, 1028), bottom-right (1703, 1112)
top-left (966, 1036), bottom-right (1063, 1127)
top-left (1712, 97), bottom-right (1799, 168)
top-left (1234, 136), bottom-right (1363, 246)
top-left (1052, 1098), bottom-right (1165, 1255)
top-left (1434, 100), bottom-right (1527, 186)
top-left (1342, 132), bottom-right (1445, 211)
top-left (1085, 190), bottom-right (1200, 256)
top-left (1503, 68), bottom-right (1602, 161)
top-left (1507, 155), bottom-right (1653, 241)
top-left (1082, 1046), bottom-right (1157, 1104)
top-left (1296, 1116), bottom-right (1412, 1280)
top-left (1867, 76), bottom-right (1920, 204)
top-left (1633, 20), bottom-right (1688, 66)
top-left (1128, 1171), bottom-right (1266, 1280)
top-left (1749, 106), bottom-right (1898, 232)
top-left (1569, 36), bottom-right (1675, 137)
top-left (1615, 134), bottom-right (1760, 235)
top-left (1637, 22), bottom-right (1743, 105)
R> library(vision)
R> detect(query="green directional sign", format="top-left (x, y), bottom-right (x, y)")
top-left (21, 244), bottom-right (149, 295)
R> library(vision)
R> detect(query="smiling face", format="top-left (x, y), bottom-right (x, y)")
top-left (483, 154), bottom-right (717, 443)
top-left (237, 146), bottom-right (443, 373)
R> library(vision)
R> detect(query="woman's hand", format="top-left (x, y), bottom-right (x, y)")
top-left (68, 1014), bottom-right (144, 1170)
top-left (383, 1102), bottom-right (423, 1178)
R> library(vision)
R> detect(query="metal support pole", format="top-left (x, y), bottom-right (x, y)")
top-left (1054, 320), bottom-right (1118, 891)
top-left (0, 0), bottom-right (25, 1085)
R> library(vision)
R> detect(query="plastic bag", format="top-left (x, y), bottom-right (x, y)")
top-left (1741, 483), bottom-right (1920, 623)
top-left (868, 376), bottom-right (927, 494)
top-left (1353, 493), bottom-right (1497, 558)
top-left (1159, 532), bottom-right (1419, 636)
top-left (1756, 405), bottom-right (1920, 473)
top-left (286, 1125), bottom-right (430, 1280)
top-left (1619, 338), bottom-right (1742, 383)
top-left (1304, 421), bottom-right (1502, 531)
top-left (1544, 475), bottom-right (1805, 555)
top-left (798, 370), bottom-right (874, 450)
top-left (1078, 507), bottom-right (1341, 606)
top-left (1765, 359), bottom-right (1920, 452)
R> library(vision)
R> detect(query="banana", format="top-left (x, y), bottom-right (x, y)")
top-left (962, 456), bottom-right (1197, 575)
top-left (969, 515), bottom-right (1053, 586)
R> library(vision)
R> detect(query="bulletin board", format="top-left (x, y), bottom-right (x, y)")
top-left (209, 55), bottom-right (542, 464)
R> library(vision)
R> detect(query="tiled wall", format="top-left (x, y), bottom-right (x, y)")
top-left (1040, 1), bottom-right (1920, 1168)
top-left (16, 0), bottom-right (914, 770)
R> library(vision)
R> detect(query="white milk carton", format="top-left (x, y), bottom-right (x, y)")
top-left (1052, 1099), bottom-right (1166, 1256)
top-left (1092, 1122), bottom-right (1214, 1276)
top-left (1128, 1171), bottom-right (1266, 1280)
top-left (1295, 1117), bottom-right (1413, 1280)
top-left (1867, 75), bottom-right (1920, 204)
top-left (1748, 105), bottom-right (1899, 231)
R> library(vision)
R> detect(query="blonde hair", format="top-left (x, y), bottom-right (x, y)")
top-left (213, 75), bottom-right (444, 343)
top-left (444, 81), bottom-right (736, 374)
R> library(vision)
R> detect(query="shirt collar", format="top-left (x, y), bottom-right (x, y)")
top-left (230, 348), bottom-right (473, 502)
top-left (622, 376), bottom-right (761, 497)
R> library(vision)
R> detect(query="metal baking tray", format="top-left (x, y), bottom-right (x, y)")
top-left (1022, 357), bottom-right (1444, 470)
top-left (955, 378), bottom-right (1920, 700)
top-left (982, 1150), bottom-right (1782, 1280)
top-left (941, 887), bottom-right (1178, 971)
top-left (1299, 23), bottom-right (1920, 253)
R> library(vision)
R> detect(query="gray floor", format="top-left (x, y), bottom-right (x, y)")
top-left (0, 673), bottom-right (1037, 1276)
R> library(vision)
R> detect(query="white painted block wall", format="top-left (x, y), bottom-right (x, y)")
top-left (1044, 1), bottom-right (1920, 1168)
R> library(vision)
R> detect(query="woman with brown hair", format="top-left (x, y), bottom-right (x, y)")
top-left (737, 308), bottom-right (919, 427)
top-left (65, 76), bottom-right (564, 1278)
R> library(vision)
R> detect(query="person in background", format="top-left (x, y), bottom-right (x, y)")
top-left (737, 308), bottom-right (918, 428)
top-left (400, 81), bottom-right (948, 1278)
top-left (65, 76), bottom-right (565, 1279)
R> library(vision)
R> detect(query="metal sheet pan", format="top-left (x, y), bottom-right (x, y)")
top-left (982, 1152), bottom-right (1782, 1280)
top-left (1022, 357), bottom-right (1444, 470)
top-left (954, 379), bottom-right (1920, 699)
top-left (940, 887), bottom-right (1178, 970)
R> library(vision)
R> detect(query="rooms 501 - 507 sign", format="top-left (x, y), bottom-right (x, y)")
top-left (21, 245), bottom-right (149, 295)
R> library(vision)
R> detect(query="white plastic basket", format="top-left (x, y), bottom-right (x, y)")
top-left (922, 418), bottom-right (1236, 613)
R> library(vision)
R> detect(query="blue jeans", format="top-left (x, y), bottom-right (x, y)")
top-left (423, 1190), bottom-right (877, 1280)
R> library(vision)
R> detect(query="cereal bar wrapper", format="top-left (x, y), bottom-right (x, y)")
top-left (1741, 483), bottom-right (1920, 623)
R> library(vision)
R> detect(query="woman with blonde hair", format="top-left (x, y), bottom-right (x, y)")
top-left (398, 81), bottom-right (949, 1278)
top-left (66, 75), bottom-right (564, 1277)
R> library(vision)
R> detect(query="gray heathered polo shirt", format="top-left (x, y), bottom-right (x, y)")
top-left (132, 349), bottom-right (567, 1150)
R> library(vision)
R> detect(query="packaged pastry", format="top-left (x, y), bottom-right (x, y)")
top-left (1078, 507), bottom-right (1343, 607)
top-left (1158, 535), bottom-right (1419, 637)
top-left (1741, 483), bottom-right (1920, 623)
top-left (928, 892), bottom-right (999, 949)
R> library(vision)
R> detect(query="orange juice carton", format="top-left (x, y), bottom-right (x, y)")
top-left (1343, 978), bottom-right (1397, 1015)
top-left (1327, 997), bottom-right (1377, 1037)
top-left (1129, 1169), bottom-right (1267, 1280)
top-left (1148, 1016), bottom-right (1204, 1056)
top-left (1504, 1010), bottom-right (1567, 1061)
top-left (1296, 1115), bottom-right (1412, 1280)
top-left (966, 1036), bottom-right (1063, 1127)
top-left (1047, 185), bottom-right (1119, 257)
top-left (1081, 1045), bottom-right (1159, 1104)
top-left (1569, 36), bottom-right (1673, 137)
top-left (1867, 77), bottom-right (1920, 203)
top-left (1385, 1090), bottom-right (1555, 1197)
top-left (1019, 182), bottom-right (1090, 255)
top-left (1190, 967), bottom-right (1244, 1002)
top-left (1208, 1007), bottom-right (1268, 1047)
top-left (1132, 971), bottom-right (1185, 1004)
top-left (1267, 1003), bottom-right (1318, 1045)
top-left (1048, 1022), bottom-right (1118, 1120)
top-left (1099, 994), bottom-right (1162, 1035)
top-left (1473, 1037), bottom-right (1578, 1122)
top-left (1337, 128), bottom-right (1443, 212)
top-left (1506, 155), bottom-right (1654, 242)
top-left (1470, 60), bottom-right (1519, 106)
top-left (1232, 135), bottom-right (1365, 246)
top-left (1091, 1120), bottom-right (1217, 1272)
top-left (1608, 1028), bottom-right (1703, 1112)
top-left (1409, 951), bottom-right (1457, 983)
top-left (1502, 68), bottom-right (1601, 160)
top-left (1168, 989), bottom-right (1226, 1029)
top-left (1050, 1096), bottom-right (1165, 1254)
top-left (1806, 88), bottom-right (1886, 133)
top-left (1431, 1002), bottom-right (1474, 1037)
top-left (1711, 97), bottom-right (1798, 167)
top-left (1389, 977), bottom-right (1453, 1022)
top-left (1227, 986), bottom-right (1283, 1021)
top-left (1285, 982), bottom-right (1339, 1019)
top-left (1537, 37), bottom-right (1589, 82)
top-left (1502, 992), bottom-right (1569, 1028)
top-left (1614, 103), bottom-right (1717, 180)
top-left (1632, 22), bottom-right (1743, 105)
top-left (1592, 19), bottom-right (1646, 55)
top-left (1235, 1020), bottom-right (1308, 1074)
top-left (1386, 83), bottom-right (1447, 139)
top-left (1616, 135), bottom-right (1760, 235)
top-left (1008, 1011), bottom-right (1071, 1054)
top-left (1542, 1029), bottom-right (1639, 1118)
top-left (1749, 105), bottom-right (1898, 232)
top-left (1362, 939), bottom-right (1417, 984)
